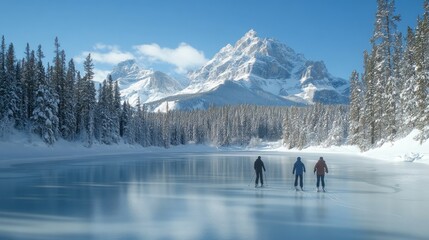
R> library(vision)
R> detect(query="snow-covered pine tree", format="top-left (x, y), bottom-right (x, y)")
top-left (4, 43), bottom-right (21, 126)
top-left (369, 0), bottom-right (400, 143)
top-left (62, 59), bottom-right (77, 141)
top-left (363, 47), bottom-right (378, 148)
top-left (52, 39), bottom-right (62, 125)
top-left (389, 32), bottom-right (404, 137)
top-left (112, 80), bottom-right (121, 143)
top-left (132, 97), bottom-right (145, 146)
top-left (75, 71), bottom-right (82, 136)
top-left (95, 75), bottom-right (118, 145)
top-left (120, 101), bottom-right (134, 144)
top-left (384, 31), bottom-right (403, 141)
top-left (399, 27), bottom-right (416, 135)
top-left (94, 82), bottom-right (103, 142)
top-left (0, 36), bottom-right (9, 137)
top-left (31, 45), bottom-right (59, 145)
top-left (282, 108), bottom-right (291, 147)
top-left (348, 70), bottom-right (363, 145)
top-left (414, 1), bottom-right (429, 142)
top-left (423, 1), bottom-right (429, 141)
top-left (161, 102), bottom-right (170, 148)
top-left (22, 44), bottom-right (37, 124)
top-left (77, 54), bottom-right (96, 147)
top-left (0, 36), bottom-right (6, 119)
top-left (0, 37), bottom-right (8, 121)
top-left (105, 76), bottom-right (115, 144)
top-left (325, 105), bottom-right (349, 146)
top-left (222, 106), bottom-right (232, 146)
top-left (14, 61), bottom-right (24, 130)
top-left (286, 107), bottom-right (296, 149)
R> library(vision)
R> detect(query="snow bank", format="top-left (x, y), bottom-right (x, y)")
top-left (363, 129), bottom-right (429, 164)
top-left (250, 130), bottom-right (429, 165)
top-left (0, 131), bottom-right (221, 167)
top-left (1, 129), bottom-right (428, 166)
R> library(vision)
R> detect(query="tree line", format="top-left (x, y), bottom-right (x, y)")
top-left (349, 0), bottom-right (429, 150)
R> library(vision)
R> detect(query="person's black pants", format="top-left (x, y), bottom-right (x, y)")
top-left (316, 175), bottom-right (325, 188)
top-left (294, 174), bottom-right (303, 188)
top-left (255, 170), bottom-right (263, 185)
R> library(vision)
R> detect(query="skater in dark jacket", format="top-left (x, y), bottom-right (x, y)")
top-left (292, 157), bottom-right (306, 190)
top-left (314, 157), bottom-right (329, 192)
top-left (254, 156), bottom-right (266, 187)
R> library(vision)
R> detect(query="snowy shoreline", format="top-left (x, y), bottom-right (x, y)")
top-left (1, 130), bottom-right (427, 166)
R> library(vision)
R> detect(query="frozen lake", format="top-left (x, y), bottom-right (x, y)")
top-left (0, 151), bottom-right (428, 240)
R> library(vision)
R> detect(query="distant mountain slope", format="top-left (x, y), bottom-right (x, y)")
top-left (112, 30), bottom-right (349, 111)
top-left (110, 59), bottom-right (183, 105)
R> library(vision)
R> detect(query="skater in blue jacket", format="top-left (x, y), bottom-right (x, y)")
top-left (292, 157), bottom-right (306, 190)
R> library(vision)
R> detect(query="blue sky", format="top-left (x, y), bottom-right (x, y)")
top-left (0, 0), bottom-right (424, 81)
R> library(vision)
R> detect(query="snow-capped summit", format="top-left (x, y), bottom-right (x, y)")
top-left (152, 29), bottom-right (348, 110)
top-left (110, 59), bottom-right (150, 89)
top-left (110, 60), bottom-right (183, 106)
top-left (111, 59), bottom-right (140, 79)
top-left (187, 29), bottom-right (306, 90)
top-left (112, 30), bottom-right (348, 111)
top-left (190, 29), bottom-right (343, 94)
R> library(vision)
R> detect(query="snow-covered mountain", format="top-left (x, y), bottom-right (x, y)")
top-left (113, 30), bottom-right (349, 111)
top-left (110, 60), bottom-right (183, 105)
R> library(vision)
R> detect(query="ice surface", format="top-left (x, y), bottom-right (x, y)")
top-left (0, 151), bottom-right (428, 240)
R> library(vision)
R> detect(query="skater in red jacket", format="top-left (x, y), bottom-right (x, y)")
top-left (314, 157), bottom-right (328, 192)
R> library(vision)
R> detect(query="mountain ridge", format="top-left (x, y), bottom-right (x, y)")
top-left (110, 30), bottom-right (349, 110)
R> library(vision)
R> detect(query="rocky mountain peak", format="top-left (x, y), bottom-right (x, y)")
top-left (110, 59), bottom-right (140, 79)
top-left (111, 30), bottom-right (349, 110)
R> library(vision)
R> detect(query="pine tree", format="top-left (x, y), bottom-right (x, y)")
top-left (96, 77), bottom-right (112, 144)
top-left (423, 1), bottom-right (429, 140)
top-left (384, 31), bottom-right (403, 141)
top-left (52, 38), bottom-right (69, 139)
top-left (348, 70), bottom-right (363, 145)
top-left (4, 43), bottom-right (21, 124)
top-left (62, 59), bottom-right (77, 140)
top-left (120, 101), bottom-right (133, 143)
top-left (77, 54), bottom-right (96, 147)
top-left (161, 102), bottom-right (170, 148)
top-left (414, 1), bottom-right (429, 141)
top-left (31, 45), bottom-right (59, 145)
top-left (370, 0), bottom-right (400, 143)
top-left (399, 27), bottom-right (416, 134)
top-left (362, 49), bottom-right (377, 148)
top-left (133, 98), bottom-right (144, 145)
top-left (0, 36), bottom-right (6, 121)
top-left (22, 44), bottom-right (37, 121)
top-left (14, 61), bottom-right (24, 129)
top-left (112, 80), bottom-right (121, 143)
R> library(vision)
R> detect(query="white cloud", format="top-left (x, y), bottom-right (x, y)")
top-left (92, 69), bottom-right (111, 83)
top-left (75, 44), bottom-right (134, 65)
top-left (94, 43), bottom-right (116, 51)
top-left (134, 43), bottom-right (208, 73)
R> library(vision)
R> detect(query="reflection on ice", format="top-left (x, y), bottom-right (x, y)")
top-left (126, 181), bottom-right (257, 240)
top-left (0, 152), bottom-right (428, 240)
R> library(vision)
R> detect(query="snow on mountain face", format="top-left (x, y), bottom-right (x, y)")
top-left (114, 30), bottom-right (348, 111)
top-left (187, 29), bottom-right (305, 92)
top-left (184, 29), bottom-right (348, 105)
top-left (110, 59), bottom-right (183, 105)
